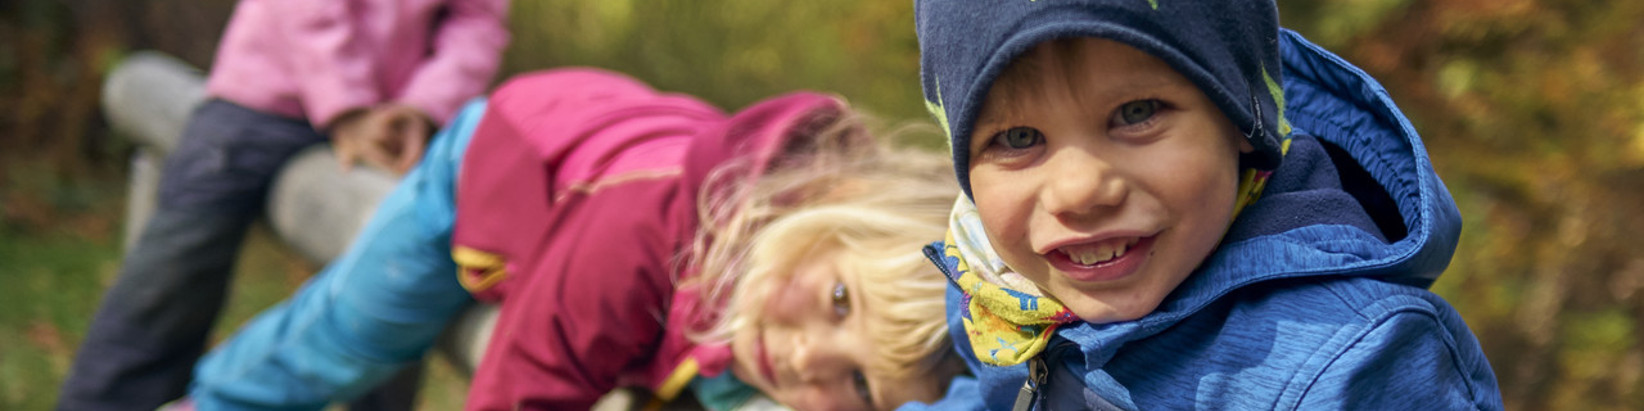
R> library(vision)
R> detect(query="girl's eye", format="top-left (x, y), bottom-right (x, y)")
top-left (831, 281), bottom-right (850, 319)
top-left (992, 126), bottom-right (1043, 150)
top-left (852, 370), bottom-right (874, 408)
top-left (1112, 100), bottom-right (1160, 126)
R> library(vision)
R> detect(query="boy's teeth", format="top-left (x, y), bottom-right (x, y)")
top-left (1063, 240), bottom-right (1132, 265)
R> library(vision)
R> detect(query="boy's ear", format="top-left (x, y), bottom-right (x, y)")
top-left (1229, 129), bottom-right (1255, 154)
top-left (1217, 114), bottom-right (1255, 155)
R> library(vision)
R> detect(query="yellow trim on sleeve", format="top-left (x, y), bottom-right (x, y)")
top-left (452, 246), bottom-right (509, 293)
top-left (644, 357), bottom-right (701, 411)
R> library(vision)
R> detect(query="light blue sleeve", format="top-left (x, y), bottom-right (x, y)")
top-left (1296, 310), bottom-right (1504, 410)
top-left (189, 99), bottom-right (489, 409)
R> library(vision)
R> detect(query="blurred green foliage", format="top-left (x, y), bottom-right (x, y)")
top-left (3, 0), bottom-right (1642, 409)
top-left (499, 1), bottom-right (931, 140)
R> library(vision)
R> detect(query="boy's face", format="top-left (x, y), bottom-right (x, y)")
top-left (967, 38), bottom-right (1249, 323)
top-left (729, 253), bottom-right (948, 411)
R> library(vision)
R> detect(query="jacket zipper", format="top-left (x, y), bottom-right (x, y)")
top-left (1011, 356), bottom-right (1048, 411)
top-left (922, 244), bottom-right (963, 289)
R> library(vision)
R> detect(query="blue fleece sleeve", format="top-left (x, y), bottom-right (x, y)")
top-left (1297, 311), bottom-right (1503, 410)
top-left (895, 375), bottom-right (986, 411)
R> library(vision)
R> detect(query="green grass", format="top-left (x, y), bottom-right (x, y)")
top-left (0, 229), bottom-right (117, 409)
top-left (0, 170), bottom-right (467, 409)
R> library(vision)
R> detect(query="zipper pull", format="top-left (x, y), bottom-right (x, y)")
top-left (1011, 356), bottom-right (1048, 411)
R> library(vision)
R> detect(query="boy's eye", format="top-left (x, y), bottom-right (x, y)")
top-left (852, 370), bottom-right (874, 408)
top-left (1112, 100), bottom-right (1160, 126)
top-left (992, 126), bottom-right (1043, 150)
top-left (831, 281), bottom-right (850, 319)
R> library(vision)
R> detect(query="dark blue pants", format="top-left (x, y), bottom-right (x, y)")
top-left (57, 99), bottom-right (328, 410)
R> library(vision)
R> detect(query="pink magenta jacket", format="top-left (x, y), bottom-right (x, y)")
top-left (451, 68), bottom-right (844, 410)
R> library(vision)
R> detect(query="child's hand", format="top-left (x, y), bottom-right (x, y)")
top-left (331, 104), bottom-right (435, 175)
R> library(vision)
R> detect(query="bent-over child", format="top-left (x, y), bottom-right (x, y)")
top-left (185, 68), bottom-right (964, 410)
top-left (907, 0), bottom-right (1503, 409)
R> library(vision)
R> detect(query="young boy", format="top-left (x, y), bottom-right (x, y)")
top-left (905, 1), bottom-right (1503, 409)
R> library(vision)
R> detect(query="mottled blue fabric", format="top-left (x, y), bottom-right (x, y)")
top-left (899, 30), bottom-right (1502, 411)
top-left (916, 0), bottom-right (1287, 198)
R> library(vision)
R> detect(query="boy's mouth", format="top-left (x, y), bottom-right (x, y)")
top-left (1059, 237), bottom-right (1140, 265)
top-left (1047, 236), bottom-right (1154, 282)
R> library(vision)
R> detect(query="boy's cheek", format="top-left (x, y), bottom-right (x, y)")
top-left (972, 197), bottom-right (1026, 247)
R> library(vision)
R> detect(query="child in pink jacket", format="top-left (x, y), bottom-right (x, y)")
top-left (59, 1), bottom-right (508, 409)
top-left (187, 68), bottom-right (964, 410)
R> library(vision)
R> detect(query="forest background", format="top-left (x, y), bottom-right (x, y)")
top-left (2, 1), bottom-right (1642, 409)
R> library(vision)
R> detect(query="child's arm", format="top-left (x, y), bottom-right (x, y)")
top-left (1296, 309), bottom-right (1503, 410)
top-left (464, 248), bottom-right (676, 410)
top-left (393, 0), bottom-right (511, 126)
top-left (280, 0), bottom-right (506, 176)
top-left (275, 0), bottom-right (385, 130)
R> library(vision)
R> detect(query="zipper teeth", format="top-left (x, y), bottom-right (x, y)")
top-left (922, 244), bottom-right (963, 288)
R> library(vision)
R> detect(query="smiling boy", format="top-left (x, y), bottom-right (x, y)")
top-left (905, 1), bottom-right (1503, 409)
top-left (968, 38), bottom-right (1250, 324)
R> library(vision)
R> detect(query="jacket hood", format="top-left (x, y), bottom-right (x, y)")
top-left (915, 29), bottom-right (1464, 409)
top-left (1175, 28), bottom-right (1462, 306)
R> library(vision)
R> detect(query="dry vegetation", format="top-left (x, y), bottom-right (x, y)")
top-left (2, 0), bottom-right (1640, 409)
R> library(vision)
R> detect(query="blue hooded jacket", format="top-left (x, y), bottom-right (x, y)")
top-left (905, 2), bottom-right (1503, 409)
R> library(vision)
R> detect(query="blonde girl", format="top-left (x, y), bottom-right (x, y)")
top-left (184, 68), bottom-right (962, 411)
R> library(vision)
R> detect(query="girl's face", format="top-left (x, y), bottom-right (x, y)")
top-left (729, 253), bottom-right (945, 411)
top-left (967, 38), bottom-right (1248, 323)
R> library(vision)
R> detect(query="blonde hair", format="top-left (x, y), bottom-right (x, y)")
top-left (686, 103), bottom-right (960, 380)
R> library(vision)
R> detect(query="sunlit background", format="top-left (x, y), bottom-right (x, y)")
top-left (3, 1), bottom-right (1641, 409)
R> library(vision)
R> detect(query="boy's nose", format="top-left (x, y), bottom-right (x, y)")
top-left (1041, 149), bottom-right (1126, 216)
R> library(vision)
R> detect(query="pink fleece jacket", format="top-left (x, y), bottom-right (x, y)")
top-left (204, 0), bottom-right (510, 128)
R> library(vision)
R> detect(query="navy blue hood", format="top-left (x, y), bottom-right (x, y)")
top-left (917, 0), bottom-right (1288, 198)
